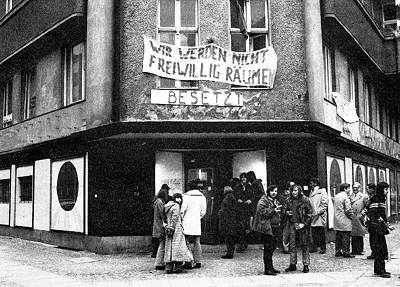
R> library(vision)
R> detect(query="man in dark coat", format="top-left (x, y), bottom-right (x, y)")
top-left (234, 172), bottom-right (252, 252)
top-left (219, 186), bottom-right (238, 259)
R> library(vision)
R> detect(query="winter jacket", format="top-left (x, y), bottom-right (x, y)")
top-left (234, 182), bottom-right (254, 234)
top-left (252, 195), bottom-right (282, 235)
top-left (181, 189), bottom-right (207, 236)
top-left (164, 202), bottom-right (193, 263)
top-left (350, 192), bottom-right (368, 236)
top-left (218, 192), bottom-right (238, 236)
top-left (333, 191), bottom-right (353, 231)
top-left (286, 195), bottom-right (312, 227)
top-left (152, 198), bottom-right (166, 238)
top-left (309, 187), bottom-right (328, 227)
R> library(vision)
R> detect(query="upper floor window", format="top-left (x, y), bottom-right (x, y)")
top-left (348, 67), bottom-right (359, 115)
top-left (63, 42), bottom-right (85, 106)
top-left (230, 0), bottom-right (269, 52)
top-left (323, 45), bottom-right (336, 101)
top-left (21, 68), bottom-right (36, 120)
top-left (1, 79), bottom-right (12, 128)
top-left (383, 2), bottom-right (398, 30)
top-left (363, 79), bottom-right (371, 125)
top-left (5, 0), bottom-right (12, 13)
top-left (158, 0), bottom-right (198, 88)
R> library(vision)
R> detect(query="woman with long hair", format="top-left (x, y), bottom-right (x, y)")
top-left (285, 185), bottom-right (312, 273)
top-left (368, 182), bottom-right (391, 278)
top-left (253, 184), bottom-right (282, 275)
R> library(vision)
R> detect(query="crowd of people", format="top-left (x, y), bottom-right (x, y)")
top-left (151, 173), bottom-right (393, 279)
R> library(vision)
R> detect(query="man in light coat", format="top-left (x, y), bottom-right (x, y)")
top-left (350, 182), bottom-right (369, 255)
top-left (333, 183), bottom-right (354, 258)
top-left (181, 181), bottom-right (207, 268)
top-left (309, 178), bottom-right (328, 254)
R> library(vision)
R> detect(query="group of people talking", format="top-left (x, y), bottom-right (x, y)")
top-left (219, 177), bottom-right (393, 278)
top-left (152, 173), bottom-right (393, 278)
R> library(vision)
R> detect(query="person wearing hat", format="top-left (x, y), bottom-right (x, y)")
top-left (218, 186), bottom-right (238, 259)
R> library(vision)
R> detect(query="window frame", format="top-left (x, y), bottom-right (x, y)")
top-left (363, 79), bottom-right (371, 125)
top-left (230, 0), bottom-right (270, 52)
top-left (63, 42), bottom-right (86, 107)
top-left (21, 68), bottom-right (35, 120)
top-left (5, 0), bottom-right (12, 13)
top-left (1, 79), bottom-right (13, 128)
top-left (157, 0), bottom-right (199, 89)
top-left (323, 44), bottom-right (336, 102)
top-left (18, 175), bottom-right (33, 203)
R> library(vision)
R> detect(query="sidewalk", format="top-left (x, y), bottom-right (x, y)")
top-left (0, 225), bottom-right (400, 286)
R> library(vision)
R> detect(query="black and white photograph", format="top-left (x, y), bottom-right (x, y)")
top-left (0, 0), bottom-right (399, 286)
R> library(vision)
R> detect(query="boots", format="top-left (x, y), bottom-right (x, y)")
top-left (303, 265), bottom-right (309, 273)
top-left (285, 264), bottom-right (297, 272)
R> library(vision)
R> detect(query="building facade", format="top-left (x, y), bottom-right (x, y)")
top-left (0, 0), bottom-right (399, 253)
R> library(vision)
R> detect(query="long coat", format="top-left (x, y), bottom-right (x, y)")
top-left (152, 198), bottom-right (166, 238)
top-left (218, 192), bottom-right (237, 236)
top-left (333, 192), bottom-right (353, 231)
top-left (181, 189), bottom-right (207, 236)
top-left (234, 183), bottom-right (253, 234)
top-left (309, 187), bottom-right (328, 227)
top-left (164, 202), bottom-right (193, 263)
top-left (252, 195), bottom-right (281, 236)
top-left (350, 192), bottom-right (369, 236)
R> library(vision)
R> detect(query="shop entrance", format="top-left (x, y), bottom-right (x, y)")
top-left (155, 150), bottom-right (267, 244)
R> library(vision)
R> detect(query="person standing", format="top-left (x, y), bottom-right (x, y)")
top-left (333, 183), bottom-right (354, 258)
top-left (218, 186), bottom-right (238, 259)
top-left (368, 182), bottom-right (391, 278)
top-left (366, 183), bottom-right (377, 260)
top-left (350, 182), bottom-right (369, 255)
top-left (164, 193), bottom-right (193, 274)
top-left (253, 184), bottom-right (282, 275)
top-left (181, 181), bottom-right (207, 269)
top-left (234, 172), bottom-right (252, 253)
top-left (309, 178), bottom-right (328, 254)
top-left (152, 185), bottom-right (169, 258)
top-left (285, 185), bottom-right (312, 273)
top-left (279, 181), bottom-right (294, 254)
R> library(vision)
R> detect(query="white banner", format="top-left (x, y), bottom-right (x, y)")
top-left (332, 92), bottom-right (359, 123)
top-left (143, 36), bottom-right (277, 87)
top-left (151, 89), bottom-right (244, 106)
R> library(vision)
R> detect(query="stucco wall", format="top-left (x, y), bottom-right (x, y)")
top-left (119, 0), bottom-right (309, 121)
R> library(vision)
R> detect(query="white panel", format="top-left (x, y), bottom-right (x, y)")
top-left (367, 166), bottom-right (377, 184)
top-left (0, 169), bottom-right (10, 180)
top-left (155, 151), bottom-right (184, 195)
top-left (17, 166), bottom-right (33, 177)
top-left (0, 168), bottom-right (10, 225)
top-left (51, 157), bottom-right (84, 233)
top-left (0, 203), bottom-right (9, 225)
top-left (345, 157), bottom-right (352, 186)
top-left (15, 165), bottom-right (33, 227)
top-left (85, 152), bottom-right (89, 235)
top-left (232, 150), bottom-right (267, 190)
top-left (326, 156), bottom-right (345, 229)
top-left (33, 159), bottom-right (51, 231)
top-left (9, 165), bottom-right (16, 227)
top-left (353, 163), bottom-right (366, 194)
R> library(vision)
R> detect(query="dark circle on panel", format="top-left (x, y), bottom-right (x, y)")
top-left (329, 159), bottom-right (342, 197)
top-left (57, 162), bottom-right (79, 211)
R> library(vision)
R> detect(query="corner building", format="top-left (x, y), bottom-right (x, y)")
top-left (0, 0), bottom-right (399, 253)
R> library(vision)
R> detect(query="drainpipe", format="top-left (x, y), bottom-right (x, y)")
top-left (304, 0), bottom-right (325, 122)
top-left (86, 0), bottom-right (114, 128)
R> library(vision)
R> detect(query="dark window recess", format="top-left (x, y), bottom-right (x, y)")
top-left (0, 179), bottom-right (10, 203)
top-left (383, 4), bottom-right (396, 21)
top-left (57, 162), bottom-right (79, 212)
top-left (19, 176), bottom-right (32, 202)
